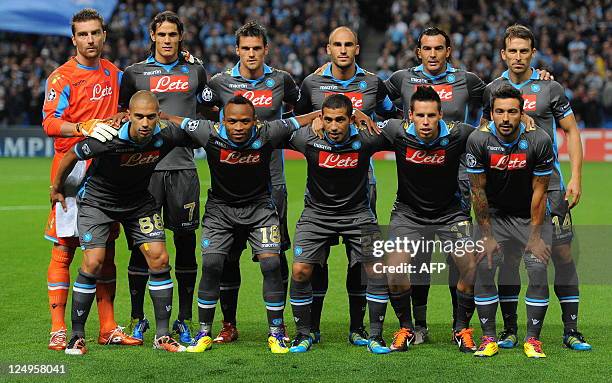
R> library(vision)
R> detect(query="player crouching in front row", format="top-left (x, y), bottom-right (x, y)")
top-left (50, 90), bottom-right (207, 355)
top-left (467, 85), bottom-right (554, 358)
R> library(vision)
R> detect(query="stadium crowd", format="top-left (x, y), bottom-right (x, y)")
top-left (0, 0), bottom-right (610, 127)
top-left (381, 0), bottom-right (611, 127)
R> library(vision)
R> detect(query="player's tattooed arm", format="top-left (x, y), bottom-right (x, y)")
top-left (469, 172), bottom-right (499, 269)
top-left (526, 174), bottom-right (552, 263)
top-left (469, 173), bottom-right (491, 236)
top-left (50, 149), bottom-right (79, 212)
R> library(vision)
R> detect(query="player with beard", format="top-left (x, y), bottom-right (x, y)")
top-left (468, 85), bottom-right (554, 358)
top-left (482, 25), bottom-right (589, 351)
top-left (384, 26), bottom-right (550, 343)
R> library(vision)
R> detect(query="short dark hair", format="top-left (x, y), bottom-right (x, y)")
top-left (236, 21), bottom-right (268, 47)
top-left (503, 24), bottom-right (535, 50)
top-left (491, 84), bottom-right (524, 112)
top-left (417, 27), bottom-right (451, 49)
top-left (410, 86), bottom-right (442, 111)
top-left (321, 94), bottom-right (353, 117)
top-left (224, 95), bottom-right (256, 117)
top-left (150, 11), bottom-right (184, 52)
top-left (71, 8), bottom-right (105, 35)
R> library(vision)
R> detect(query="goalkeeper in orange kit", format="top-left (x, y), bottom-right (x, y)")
top-left (42, 8), bottom-right (139, 350)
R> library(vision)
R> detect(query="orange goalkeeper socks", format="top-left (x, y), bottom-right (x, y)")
top-left (47, 246), bottom-right (74, 332)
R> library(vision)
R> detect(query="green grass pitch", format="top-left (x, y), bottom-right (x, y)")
top-left (0, 158), bottom-right (610, 382)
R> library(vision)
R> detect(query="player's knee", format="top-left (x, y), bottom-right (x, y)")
top-left (146, 249), bottom-right (169, 271)
top-left (292, 262), bottom-right (313, 282)
top-left (82, 251), bottom-right (105, 275)
top-left (259, 255), bottom-right (281, 274)
top-left (552, 243), bottom-right (573, 264)
top-left (201, 253), bottom-right (224, 275)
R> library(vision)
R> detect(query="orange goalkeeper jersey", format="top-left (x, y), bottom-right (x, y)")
top-left (42, 57), bottom-right (121, 180)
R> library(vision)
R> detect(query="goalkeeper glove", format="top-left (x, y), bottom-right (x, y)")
top-left (73, 119), bottom-right (118, 142)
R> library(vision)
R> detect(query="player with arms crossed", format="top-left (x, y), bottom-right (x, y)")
top-left (468, 85), bottom-right (554, 358)
top-left (198, 21), bottom-right (299, 343)
top-left (293, 26), bottom-right (397, 346)
top-left (158, 96), bottom-right (319, 354)
top-left (482, 25), bottom-right (589, 351)
top-left (43, 8), bottom-right (138, 350)
top-left (119, 11), bottom-right (209, 344)
top-left (50, 91), bottom-right (215, 354)
top-left (379, 86), bottom-right (479, 352)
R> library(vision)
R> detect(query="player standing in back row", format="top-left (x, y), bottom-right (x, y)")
top-left (119, 11), bottom-right (208, 344)
top-left (384, 26), bottom-right (548, 343)
top-left (43, 8), bottom-right (139, 351)
top-left (293, 26), bottom-right (398, 346)
top-left (482, 24), bottom-right (590, 351)
top-left (198, 21), bottom-right (300, 343)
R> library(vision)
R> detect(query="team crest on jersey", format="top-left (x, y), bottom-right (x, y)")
top-left (294, 246), bottom-right (303, 256)
top-left (531, 84), bottom-right (541, 93)
top-left (201, 238), bottom-right (210, 248)
top-left (351, 141), bottom-right (362, 150)
top-left (446, 74), bottom-right (456, 83)
top-left (154, 138), bottom-right (163, 148)
top-left (234, 90), bottom-right (273, 107)
top-left (47, 88), bottom-right (56, 101)
top-left (180, 65), bottom-right (189, 73)
top-left (358, 80), bottom-right (367, 90)
top-left (522, 94), bottom-right (537, 111)
top-left (519, 139), bottom-right (528, 150)
top-left (490, 153), bottom-right (527, 170)
top-left (405, 148), bottom-right (446, 165)
top-left (82, 143), bottom-right (91, 156)
top-left (265, 78), bottom-right (275, 88)
top-left (251, 139), bottom-right (262, 149)
top-left (82, 232), bottom-right (93, 242)
top-left (440, 137), bottom-right (449, 147)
